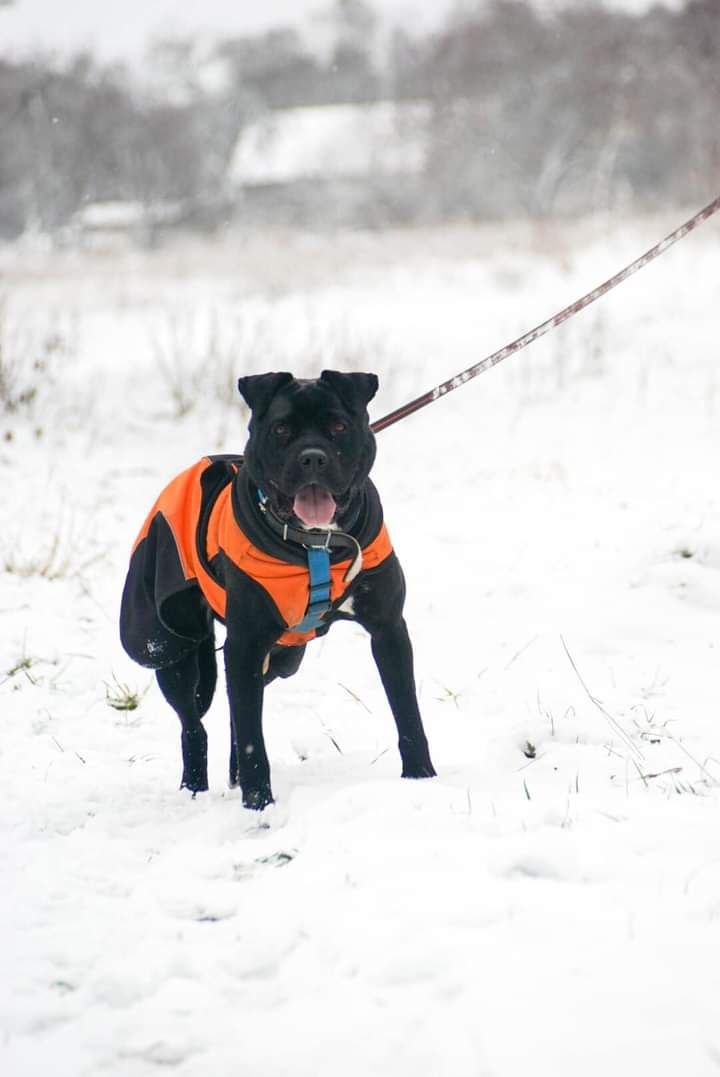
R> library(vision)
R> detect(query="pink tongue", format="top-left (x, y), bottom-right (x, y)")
top-left (293, 485), bottom-right (336, 527)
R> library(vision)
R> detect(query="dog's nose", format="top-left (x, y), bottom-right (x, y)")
top-left (298, 448), bottom-right (328, 475)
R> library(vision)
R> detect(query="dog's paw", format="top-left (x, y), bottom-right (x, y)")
top-left (242, 786), bottom-right (275, 811)
top-left (401, 762), bottom-right (437, 780)
top-left (180, 775), bottom-right (209, 794)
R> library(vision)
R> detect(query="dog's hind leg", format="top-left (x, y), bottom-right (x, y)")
top-left (194, 635), bottom-right (218, 717)
top-left (156, 639), bottom-right (217, 793)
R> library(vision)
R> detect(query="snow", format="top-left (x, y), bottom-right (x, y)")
top-left (2, 211), bottom-right (720, 1075)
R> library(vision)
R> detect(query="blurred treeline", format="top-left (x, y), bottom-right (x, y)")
top-left (0, 0), bottom-right (717, 237)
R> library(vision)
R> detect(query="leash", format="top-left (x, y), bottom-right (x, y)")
top-left (370, 194), bottom-right (720, 435)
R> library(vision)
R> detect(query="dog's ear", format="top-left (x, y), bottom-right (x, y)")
top-left (237, 372), bottom-right (293, 417)
top-left (320, 370), bottom-right (379, 414)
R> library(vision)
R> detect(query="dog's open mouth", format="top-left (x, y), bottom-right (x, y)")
top-left (293, 484), bottom-right (336, 528)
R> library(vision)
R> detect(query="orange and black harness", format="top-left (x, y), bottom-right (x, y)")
top-left (121, 455), bottom-right (392, 668)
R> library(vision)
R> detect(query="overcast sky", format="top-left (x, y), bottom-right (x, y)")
top-left (0, 0), bottom-right (686, 62)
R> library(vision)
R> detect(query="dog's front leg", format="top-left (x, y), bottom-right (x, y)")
top-left (224, 632), bottom-right (275, 809)
top-left (370, 617), bottom-right (436, 779)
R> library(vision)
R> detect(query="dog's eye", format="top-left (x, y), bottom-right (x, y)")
top-left (331, 421), bottom-right (348, 435)
top-left (272, 422), bottom-right (291, 438)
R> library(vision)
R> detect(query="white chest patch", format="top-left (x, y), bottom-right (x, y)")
top-left (337, 595), bottom-right (356, 616)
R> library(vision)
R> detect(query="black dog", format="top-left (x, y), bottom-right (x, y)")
top-left (120, 370), bottom-right (435, 809)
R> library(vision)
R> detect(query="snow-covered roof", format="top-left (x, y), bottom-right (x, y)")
top-left (228, 100), bottom-right (431, 187)
top-left (73, 201), bottom-right (147, 229)
top-left (72, 201), bottom-right (182, 230)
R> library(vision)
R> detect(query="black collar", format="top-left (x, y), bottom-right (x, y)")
top-left (255, 488), bottom-right (356, 550)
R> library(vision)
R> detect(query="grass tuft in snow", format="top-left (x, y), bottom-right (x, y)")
top-left (6, 653), bottom-right (33, 678)
top-left (4, 527), bottom-right (74, 581)
top-left (0, 297), bottom-right (76, 430)
top-left (3, 652), bottom-right (37, 687)
top-left (3, 509), bottom-right (106, 582)
top-left (435, 680), bottom-right (463, 708)
top-left (1, 647), bottom-right (60, 689)
top-left (104, 674), bottom-right (147, 712)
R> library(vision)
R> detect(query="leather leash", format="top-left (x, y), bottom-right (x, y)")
top-left (370, 194), bottom-right (720, 435)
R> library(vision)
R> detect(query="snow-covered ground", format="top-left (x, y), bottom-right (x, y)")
top-left (1, 213), bottom-right (719, 1076)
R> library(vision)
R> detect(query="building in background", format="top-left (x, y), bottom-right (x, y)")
top-left (228, 100), bottom-right (431, 226)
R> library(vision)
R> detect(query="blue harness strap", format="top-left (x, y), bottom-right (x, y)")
top-left (291, 546), bottom-right (332, 633)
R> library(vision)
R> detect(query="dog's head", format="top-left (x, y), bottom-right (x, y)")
top-left (237, 370), bottom-right (378, 527)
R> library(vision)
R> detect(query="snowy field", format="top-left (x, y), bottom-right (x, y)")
top-left (1, 212), bottom-right (719, 1076)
